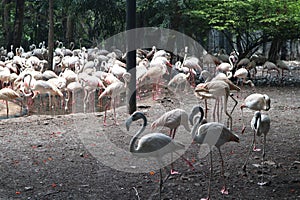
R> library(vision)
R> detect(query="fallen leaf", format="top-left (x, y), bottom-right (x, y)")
top-left (149, 171), bottom-right (155, 176)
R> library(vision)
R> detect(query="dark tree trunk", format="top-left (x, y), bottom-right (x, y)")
top-left (2, 0), bottom-right (13, 50)
top-left (280, 41), bottom-right (287, 60)
top-left (66, 14), bottom-right (74, 44)
top-left (268, 37), bottom-right (282, 62)
top-left (48, 0), bottom-right (54, 70)
top-left (13, 0), bottom-right (25, 52)
top-left (126, 0), bottom-right (136, 114)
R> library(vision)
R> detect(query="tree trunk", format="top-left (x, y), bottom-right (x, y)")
top-left (268, 37), bottom-right (282, 62)
top-left (48, 0), bottom-right (54, 70)
top-left (66, 14), bottom-right (74, 45)
top-left (2, 0), bottom-right (13, 50)
top-left (13, 0), bottom-right (25, 52)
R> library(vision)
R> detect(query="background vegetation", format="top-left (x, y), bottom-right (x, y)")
top-left (1, 0), bottom-right (300, 61)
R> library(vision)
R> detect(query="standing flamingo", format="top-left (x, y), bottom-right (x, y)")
top-left (99, 72), bottom-right (130, 126)
top-left (139, 56), bottom-right (172, 100)
top-left (241, 93), bottom-right (271, 134)
top-left (242, 111), bottom-right (270, 186)
top-left (233, 68), bottom-right (255, 88)
top-left (168, 72), bottom-right (190, 92)
top-left (0, 88), bottom-right (21, 118)
top-left (65, 81), bottom-right (83, 112)
top-left (194, 80), bottom-right (237, 129)
top-left (126, 111), bottom-right (186, 199)
top-left (190, 112), bottom-right (239, 200)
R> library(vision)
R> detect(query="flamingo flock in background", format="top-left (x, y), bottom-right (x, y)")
top-left (0, 43), bottom-right (279, 199)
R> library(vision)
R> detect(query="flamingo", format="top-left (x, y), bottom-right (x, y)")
top-left (98, 72), bottom-right (130, 126)
top-left (139, 56), bottom-right (172, 100)
top-left (190, 111), bottom-right (239, 200)
top-left (65, 81), bottom-right (83, 112)
top-left (126, 111), bottom-right (186, 199)
top-left (240, 93), bottom-right (271, 134)
top-left (22, 74), bottom-right (63, 109)
top-left (151, 107), bottom-right (197, 174)
top-left (242, 111), bottom-right (270, 186)
top-left (182, 56), bottom-right (202, 87)
top-left (0, 88), bottom-right (21, 118)
top-left (262, 61), bottom-right (280, 77)
top-left (194, 80), bottom-right (236, 129)
top-left (79, 73), bottom-right (106, 113)
top-left (167, 72), bottom-right (190, 92)
top-left (233, 68), bottom-right (255, 88)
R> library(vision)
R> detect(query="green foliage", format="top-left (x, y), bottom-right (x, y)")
top-left (1, 0), bottom-right (299, 55)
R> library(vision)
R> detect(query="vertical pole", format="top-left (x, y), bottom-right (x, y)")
top-left (126, 0), bottom-right (136, 114)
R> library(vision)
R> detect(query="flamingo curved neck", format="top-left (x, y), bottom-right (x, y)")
top-left (190, 109), bottom-right (204, 139)
top-left (129, 115), bottom-right (147, 153)
top-left (228, 57), bottom-right (234, 71)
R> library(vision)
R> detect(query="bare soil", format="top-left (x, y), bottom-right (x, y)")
top-left (0, 85), bottom-right (299, 200)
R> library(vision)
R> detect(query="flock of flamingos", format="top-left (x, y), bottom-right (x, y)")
top-left (0, 43), bottom-right (293, 199)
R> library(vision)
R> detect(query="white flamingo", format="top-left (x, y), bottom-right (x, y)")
top-left (140, 56), bottom-right (172, 100)
top-left (233, 68), bottom-right (255, 88)
top-left (243, 111), bottom-right (270, 186)
top-left (240, 93), bottom-right (271, 134)
top-left (168, 72), bottom-right (190, 92)
top-left (0, 88), bottom-right (21, 118)
top-left (98, 72), bottom-right (130, 126)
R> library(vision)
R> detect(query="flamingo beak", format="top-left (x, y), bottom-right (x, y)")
top-left (125, 117), bottom-right (133, 131)
top-left (166, 61), bottom-right (173, 68)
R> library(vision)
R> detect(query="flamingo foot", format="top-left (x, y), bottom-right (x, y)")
top-left (253, 147), bottom-right (261, 152)
top-left (201, 197), bottom-right (210, 200)
top-left (221, 186), bottom-right (228, 195)
top-left (257, 181), bottom-right (268, 186)
top-left (170, 169), bottom-right (180, 175)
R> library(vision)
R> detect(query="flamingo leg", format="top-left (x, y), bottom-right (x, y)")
top-left (253, 130), bottom-right (261, 152)
top-left (6, 100), bottom-right (8, 118)
top-left (103, 98), bottom-right (111, 126)
top-left (204, 99), bottom-right (208, 119)
top-left (223, 93), bottom-right (232, 130)
top-left (218, 148), bottom-right (228, 195)
top-left (241, 106), bottom-right (246, 134)
top-left (113, 97), bottom-right (119, 125)
top-left (258, 134), bottom-right (268, 186)
top-left (229, 94), bottom-right (238, 115)
top-left (242, 130), bottom-right (256, 171)
top-left (170, 153), bottom-right (180, 175)
top-left (201, 149), bottom-right (213, 200)
top-left (159, 168), bottom-right (163, 199)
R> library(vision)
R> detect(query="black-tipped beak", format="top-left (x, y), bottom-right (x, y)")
top-left (125, 117), bottom-right (133, 131)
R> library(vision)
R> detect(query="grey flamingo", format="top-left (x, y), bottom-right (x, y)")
top-left (126, 111), bottom-right (186, 199)
top-left (190, 109), bottom-right (239, 200)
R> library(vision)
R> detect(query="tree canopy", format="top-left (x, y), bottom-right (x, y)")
top-left (1, 0), bottom-right (300, 60)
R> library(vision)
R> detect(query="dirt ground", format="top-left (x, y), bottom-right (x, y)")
top-left (0, 84), bottom-right (299, 200)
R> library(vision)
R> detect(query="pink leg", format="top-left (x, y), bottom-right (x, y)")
top-left (113, 98), bottom-right (119, 125)
top-left (103, 99), bottom-right (111, 126)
